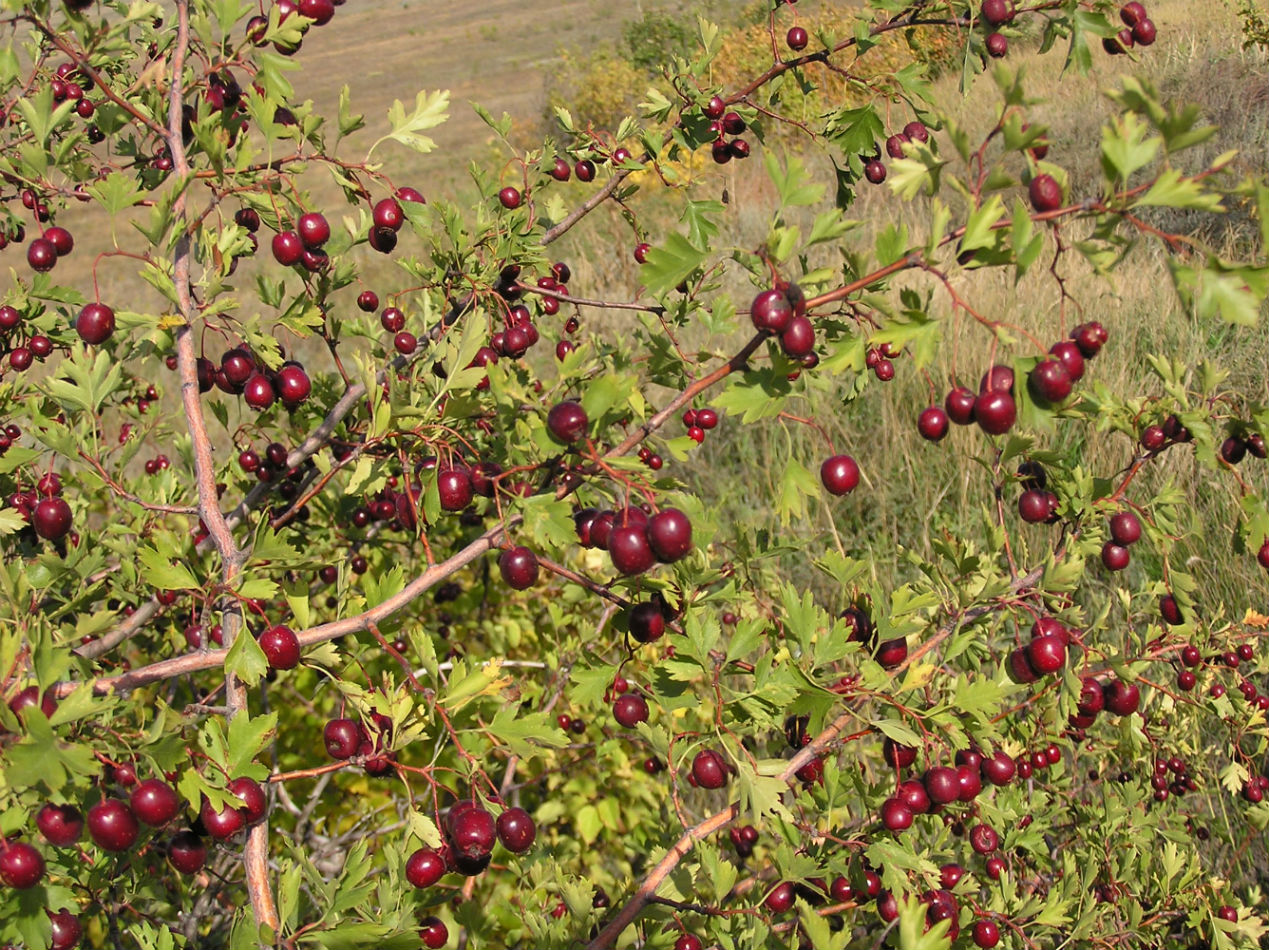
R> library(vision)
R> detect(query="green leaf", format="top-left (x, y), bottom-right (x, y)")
top-left (1133, 168), bottom-right (1224, 211)
top-left (961, 195), bottom-right (1007, 252)
top-left (1100, 112), bottom-right (1161, 184)
top-left (764, 151), bottom-right (824, 208)
top-left (224, 629), bottom-right (269, 687)
top-left (644, 228), bottom-right (706, 297)
top-left (372, 89), bottom-right (450, 155)
top-left (226, 711), bottom-right (277, 779)
top-left (138, 546), bottom-right (199, 591)
top-left (87, 171), bottom-right (145, 216)
top-left (337, 84), bottom-right (365, 137)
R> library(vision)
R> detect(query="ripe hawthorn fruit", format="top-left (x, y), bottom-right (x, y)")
top-left (691, 749), bottom-right (729, 789)
top-left (613, 692), bottom-right (649, 727)
top-left (495, 806), bottom-right (536, 853)
top-left (258, 624), bottom-right (301, 670)
top-left (87, 798), bottom-right (140, 851)
top-left (498, 546), bottom-right (539, 589)
top-left (820, 454), bottom-right (861, 495)
top-left (406, 847), bottom-right (446, 888)
top-left (0, 841), bottom-right (45, 888)
top-left (1029, 173), bottom-right (1062, 212)
top-left (647, 508), bottom-right (692, 562)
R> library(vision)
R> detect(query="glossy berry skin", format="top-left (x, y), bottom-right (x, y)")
top-left (982, 0), bottom-right (1014, 25)
top-left (405, 847), bottom-right (446, 888)
top-left (276, 365), bottom-right (311, 405)
top-left (498, 187), bottom-right (521, 209)
top-left (924, 766), bottom-right (960, 804)
top-left (76, 302), bottom-right (116, 344)
top-left (613, 693), bottom-right (649, 727)
top-left (608, 524), bottom-right (656, 575)
top-left (880, 797), bottom-right (913, 831)
top-left (1120, 1), bottom-right (1146, 24)
top-left (970, 823), bottom-right (1000, 854)
top-left (1133, 18), bottom-right (1156, 45)
top-left (498, 546), bottom-right (539, 589)
top-left (1103, 679), bottom-right (1141, 716)
top-left (780, 315), bottom-right (815, 357)
top-left (130, 779), bottom-right (181, 827)
top-left (37, 803), bottom-right (83, 846)
top-left (200, 795), bottom-right (245, 840)
top-left (972, 919), bottom-right (1002, 949)
top-left (228, 777), bottom-right (267, 825)
top-left (243, 374), bottom-right (276, 410)
top-left (1029, 173), bottom-right (1062, 212)
top-left (1029, 359), bottom-right (1073, 404)
top-left (986, 32), bottom-right (1008, 57)
top-left (876, 637), bottom-right (908, 668)
top-left (629, 601), bottom-right (666, 643)
top-left (1026, 633), bottom-right (1067, 675)
top-left (1101, 542), bottom-right (1130, 571)
top-left (546, 400), bottom-right (588, 444)
top-left (0, 841), bottom-right (45, 888)
top-left (420, 917), bottom-right (448, 949)
top-left (981, 751), bottom-right (1016, 785)
top-left (373, 197), bottom-right (404, 231)
top-left (432, 467), bottom-right (469, 512)
top-left (28, 238), bottom-right (58, 271)
top-left (271, 230), bottom-right (303, 266)
top-left (168, 831), bottom-right (207, 874)
top-left (44, 226), bottom-right (74, 256)
top-left (896, 779), bottom-right (930, 814)
top-left (258, 625), bottom-right (301, 670)
top-left (957, 764), bottom-right (983, 802)
top-left (87, 798), bottom-right (140, 852)
top-left (764, 881), bottom-right (796, 913)
top-left (820, 454), bottom-right (860, 495)
top-left (918, 406), bottom-right (949, 442)
top-left (674, 936), bottom-right (703, 950)
top-left (496, 807), bottom-right (536, 853)
top-left (1018, 489), bottom-right (1053, 523)
top-left (647, 508), bottom-right (692, 562)
top-left (974, 391), bottom-right (1016, 435)
top-left (296, 212), bottom-right (330, 248)
top-left (1110, 511), bottom-right (1143, 546)
top-left (945, 386), bottom-right (977, 425)
top-left (883, 737), bottom-right (916, 769)
top-left (48, 908), bottom-right (81, 950)
top-left (447, 803), bottom-right (497, 861)
top-left (750, 289), bottom-right (794, 334)
top-left (692, 749), bottom-right (729, 789)
top-left (33, 497), bottom-right (73, 540)
top-left (1050, 340), bottom-right (1086, 382)
top-left (324, 718), bottom-right (362, 759)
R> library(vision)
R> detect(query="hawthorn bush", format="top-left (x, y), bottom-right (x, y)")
top-left (0, 1), bottom-right (1268, 949)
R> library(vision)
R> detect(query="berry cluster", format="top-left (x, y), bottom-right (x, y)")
top-left (572, 505), bottom-right (694, 576)
top-left (704, 97), bottom-right (752, 164)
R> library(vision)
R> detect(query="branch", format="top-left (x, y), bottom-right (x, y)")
top-left (166, 0), bottom-right (275, 936)
top-left (80, 519), bottom-right (515, 695)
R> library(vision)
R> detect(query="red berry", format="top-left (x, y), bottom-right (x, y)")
top-left (405, 847), bottom-right (447, 887)
top-left (0, 841), bottom-right (45, 888)
top-left (821, 455), bottom-right (860, 495)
